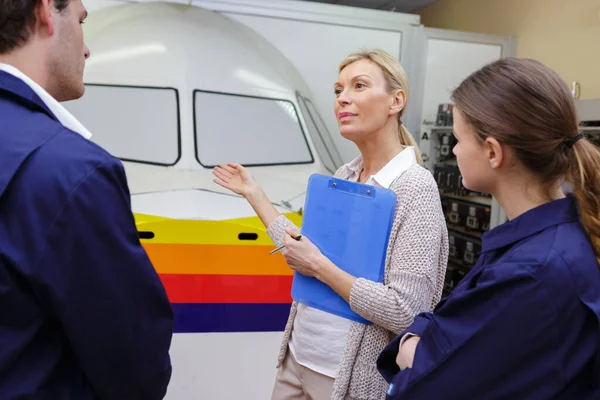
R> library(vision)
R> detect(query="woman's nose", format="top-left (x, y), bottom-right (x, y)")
top-left (337, 89), bottom-right (351, 105)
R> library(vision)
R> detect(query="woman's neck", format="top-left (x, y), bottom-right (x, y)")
top-left (354, 125), bottom-right (404, 183)
top-left (492, 173), bottom-right (565, 221)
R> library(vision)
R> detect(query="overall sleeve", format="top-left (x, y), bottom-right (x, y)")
top-left (377, 313), bottom-right (434, 381)
top-left (348, 173), bottom-right (447, 334)
top-left (32, 158), bottom-right (174, 400)
top-left (377, 265), bottom-right (562, 400)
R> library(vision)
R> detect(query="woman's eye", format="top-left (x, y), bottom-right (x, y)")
top-left (334, 88), bottom-right (342, 95)
top-left (356, 83), bottom-right (365, 89)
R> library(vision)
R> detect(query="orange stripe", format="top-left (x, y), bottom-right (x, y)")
top-left (143, 243), bottom-right (293, 276)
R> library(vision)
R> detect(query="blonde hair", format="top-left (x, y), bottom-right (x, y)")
top-left (339, 49), bottom-right (423, 165)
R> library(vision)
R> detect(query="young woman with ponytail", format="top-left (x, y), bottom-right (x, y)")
top-left (377, 57), bottom-right (600, 399)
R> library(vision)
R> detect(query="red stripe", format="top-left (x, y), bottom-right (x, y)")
top-left (159, 274), bottom-right (293, 304)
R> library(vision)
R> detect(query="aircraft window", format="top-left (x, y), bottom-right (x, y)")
top-left (296, 93), bottom-right (342, 174)
top-left (194, 90), bottom-right (313, 167)
top-left (63, 84), bottom-right (181, 166)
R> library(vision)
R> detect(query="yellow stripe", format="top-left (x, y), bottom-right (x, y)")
top-left (133, 212), bottom-right (303, 245)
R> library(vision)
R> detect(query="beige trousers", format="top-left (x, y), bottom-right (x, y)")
top-left (271, 351), bottom-right (335, 400)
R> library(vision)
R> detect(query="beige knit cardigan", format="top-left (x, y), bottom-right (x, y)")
top-left (266, 162), bottom-right (449, 400)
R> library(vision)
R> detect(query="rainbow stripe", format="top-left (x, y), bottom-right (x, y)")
top-left (135, 212), bottom-right (302, 333)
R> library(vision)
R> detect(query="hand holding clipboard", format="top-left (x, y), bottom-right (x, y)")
top-left (288, 174), bottom-right (397, 324)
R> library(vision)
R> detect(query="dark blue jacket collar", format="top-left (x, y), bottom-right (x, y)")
top-left (0, 70), bottom-right (62, 201)
top-left (482, 196), bottom-right (579, 254)
top-left (0, 70), bottom-right (57, 121)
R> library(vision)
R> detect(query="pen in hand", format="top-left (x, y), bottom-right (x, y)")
top-left (269, 234), bottom-right (302, 255)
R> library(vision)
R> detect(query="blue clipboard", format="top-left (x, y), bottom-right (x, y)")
top-left (291, 174), bottom-right (397, 324)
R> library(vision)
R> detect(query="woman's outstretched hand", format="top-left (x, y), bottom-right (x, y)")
top-left (213, 162), bottom-right (280, 228)
top-left (213, 163), bottom-right (258, 197)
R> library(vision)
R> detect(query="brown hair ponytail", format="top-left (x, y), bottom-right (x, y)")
top-left (567, 140), bottom-right (600, 265)
top-left (451, 57), bottom-right (600, 267)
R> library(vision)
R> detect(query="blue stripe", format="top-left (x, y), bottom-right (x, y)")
top-left (172, 303), bottom-right (291, 333)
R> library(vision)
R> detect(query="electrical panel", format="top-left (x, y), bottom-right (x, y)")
top-left (424, 104), bottom-right (493, 297)
top-left (576, 98), bottom-right (600, 147)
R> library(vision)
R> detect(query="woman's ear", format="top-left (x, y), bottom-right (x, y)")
top-left (486, 137), bottom-right (504, 169)
top-left (389, 89), bottom-right (406, 116)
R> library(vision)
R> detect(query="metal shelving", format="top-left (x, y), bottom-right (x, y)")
top-left (421, 116), bottom-right (493, 294)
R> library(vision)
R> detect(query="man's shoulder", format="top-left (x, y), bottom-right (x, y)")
top-left (36, 126), bottom-right (117, 172)
top-left (1, 96), bottom-right (118, 180)
top-left (14, 126), bottom-right (125, 208)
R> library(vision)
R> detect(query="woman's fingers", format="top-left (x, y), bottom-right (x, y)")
top-left (285, 227), bottom-right (301, 239)
top-left (213, 177), bottom-right (229, 189)
top-left (216, 165), bottom-right (235, 178)
top-left (213, 168), bottom-right (232, 183)
top-left (222, 164), bottom-right (239, 174)
top-left (283, 233), bottom-right (300, 249)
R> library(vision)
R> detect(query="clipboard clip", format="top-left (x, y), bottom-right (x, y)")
top-left (329, 178), bottom-right (376, 199)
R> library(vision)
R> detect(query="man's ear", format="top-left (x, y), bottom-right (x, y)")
top-left (35, 0), bottom-right (55, 36)
top-left (389, 89), bottom-right (406, 116)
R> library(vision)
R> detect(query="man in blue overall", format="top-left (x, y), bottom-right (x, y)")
top-left (0, 1), bottom-right (174, 398)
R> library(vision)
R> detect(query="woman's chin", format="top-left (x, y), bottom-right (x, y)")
top-left (461, 178), bottom-right (487, 195)
top-left (339, 127), bottom-right (362, 141)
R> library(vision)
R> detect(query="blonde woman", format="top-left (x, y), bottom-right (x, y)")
top-left (213, 49), bottom-right (448, 400)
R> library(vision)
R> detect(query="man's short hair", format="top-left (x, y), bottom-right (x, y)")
top-left (0, 0), bottom-right (71, 54)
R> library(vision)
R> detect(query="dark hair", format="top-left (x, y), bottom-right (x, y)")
top-left (452, 57), bottom-right (600, 267)
top-left (0, 0), bottom-right (71, 54)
